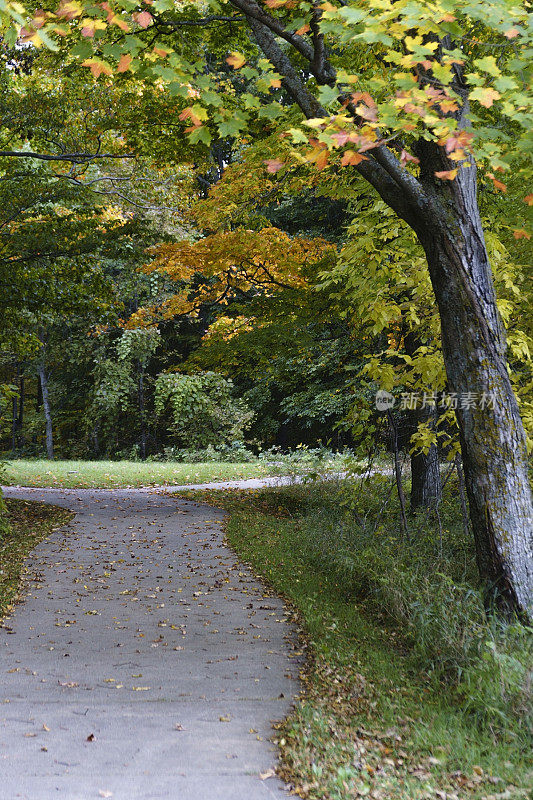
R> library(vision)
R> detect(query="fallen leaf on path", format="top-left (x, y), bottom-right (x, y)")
top-left (259, 768), bottom-right (276, 780)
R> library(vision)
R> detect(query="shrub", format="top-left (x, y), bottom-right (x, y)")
top-left (157, 442), bottom-right (257, 463)
top-left (155, 371), bottom-right (254, 449)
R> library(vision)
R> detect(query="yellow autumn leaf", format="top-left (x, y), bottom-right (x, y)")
top-left (226, 51), bottom-right (246, 69)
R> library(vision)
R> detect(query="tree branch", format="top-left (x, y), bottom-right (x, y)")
top-left (229, 0), bottom-right (317, 65)
top-left (246, 18), bottom-right (323, 118)
top-left (152, 14), bottom-right (244, 28)
top-left (309, 2), bottom-right (333, 85)
top-left (0, 151), bottom-right (135, 163)
top-left (245, 17), bottom-right (426, 225)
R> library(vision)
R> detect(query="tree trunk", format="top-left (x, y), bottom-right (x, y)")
top-left (38, 359), bottom-right (54, 460)
top-left (387, 411), bottom-right (410, 540)
top-left (18, 371), bottom-right (24, 446)
top-left (404, 333), bottom-right (442, 512)
top-left (11, 390), bottom-right (17, 454)
top-left (415, 158), bottom-right (533, 619)
top-left (138, 362), bottom-right (146, 461)
top-left (409, 417), bottom-right (442, 512)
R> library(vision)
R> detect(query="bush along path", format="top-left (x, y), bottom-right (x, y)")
top-left (0, 487), bottom-right (302, 800)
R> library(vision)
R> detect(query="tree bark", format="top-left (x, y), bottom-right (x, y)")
top-left (18, 371), bottom-right (24, 443)
top-left (11, 389), bottom-right (17, 454)
top-left (38, 353), bottom-right (54, 460)
top-left (414, 157), bottom-right (533, 618)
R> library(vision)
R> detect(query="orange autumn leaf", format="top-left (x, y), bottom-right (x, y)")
top-left (513, 229), bottom-right (531, 240)
top-left (109, 14), bottom-right (130, 31)
top-left (117, 54), bottom-right (132, 73)
top-left (264, 158), bottom-right (285, 173)
top-left (341, 150), bottom-right (366, 166)
top-left (226, 51), bottom-right (246, 69)
top-left (487, 173), bottom-right (507, 193)
top-left (471, 87), bottom-right (500, 108)
top-left (82, 58), bottom-right (113, 78)
top-left (179, 107), bottom-right (203, 126)
top-left (133, 10), bottom-right (152, 27)
top-left (504, 27), bottom-right (520, 39)
top-left (434, 168), bottom-right (458, 180)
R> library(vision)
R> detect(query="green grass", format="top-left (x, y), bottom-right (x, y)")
top-left (185, 479), bottom-right (533, 800)
top-left (1, 458), bottom-right (285, 488)
top-left (1, 499), bottom-right (73, 617)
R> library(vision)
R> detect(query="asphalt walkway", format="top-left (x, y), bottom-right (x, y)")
top-left (0, 487), bottom-right (301, 800)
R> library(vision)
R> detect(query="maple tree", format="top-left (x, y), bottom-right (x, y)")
top-left (0, 0), bottom-right (532, 617)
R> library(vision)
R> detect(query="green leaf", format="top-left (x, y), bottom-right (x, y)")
top-left (188, 125), bottom-right (212, 146)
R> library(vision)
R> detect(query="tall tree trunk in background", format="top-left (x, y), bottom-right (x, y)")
top-left (387, 411), bottom-right (410, 540)
top-left (38, 343), bottom-right (54, 460)
top-left (11, 362), bottom-right (19, 454)
top-left (11, 390), bottom-right (17, 454)
top-left (404, 333), bottom-right (442, 512)
top-left (138, 360), bottom-right (146, 461)
top-left (414, 150), bottom-right (533, 618)
top-left (409, 404), bottom-right (442, 513)
top-left (18, 370), bottom-right (24, 447)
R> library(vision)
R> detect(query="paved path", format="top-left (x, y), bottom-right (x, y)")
top-left (3, 473), bottom-right (340, 494)
top-left (0, 487), bottom-right (301, 800)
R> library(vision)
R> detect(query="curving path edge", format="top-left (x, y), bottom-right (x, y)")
top-left (0, 486), bottom-right (302, 800)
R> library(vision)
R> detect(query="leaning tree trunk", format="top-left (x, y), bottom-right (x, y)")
top-left (38, 358), bottom-right (54, 460)
top-left (415, 155), bottom-right (533, 619)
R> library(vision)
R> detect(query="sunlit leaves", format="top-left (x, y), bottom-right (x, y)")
top-left (469, 86), bottom-right (501, 108)
top-left (117, 53), bottom-right (132, 72)
top-left (0, 0), bottom-right (530, 190)
top-left (81, 58), bottom-right (113, 78)
top-left (133, 227), bottom-right (335, 325)
top-left (226, 51), bottom-right (246, 69)
top-left (435, 168), bottom-right (458, 180)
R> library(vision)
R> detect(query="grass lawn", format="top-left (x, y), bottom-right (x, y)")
top-left (1, 499), bottom-right (73, 617)
top-left (183, 481), bottom-right (532, 800)
top-left (1, 458), bottom-right (284, 489)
